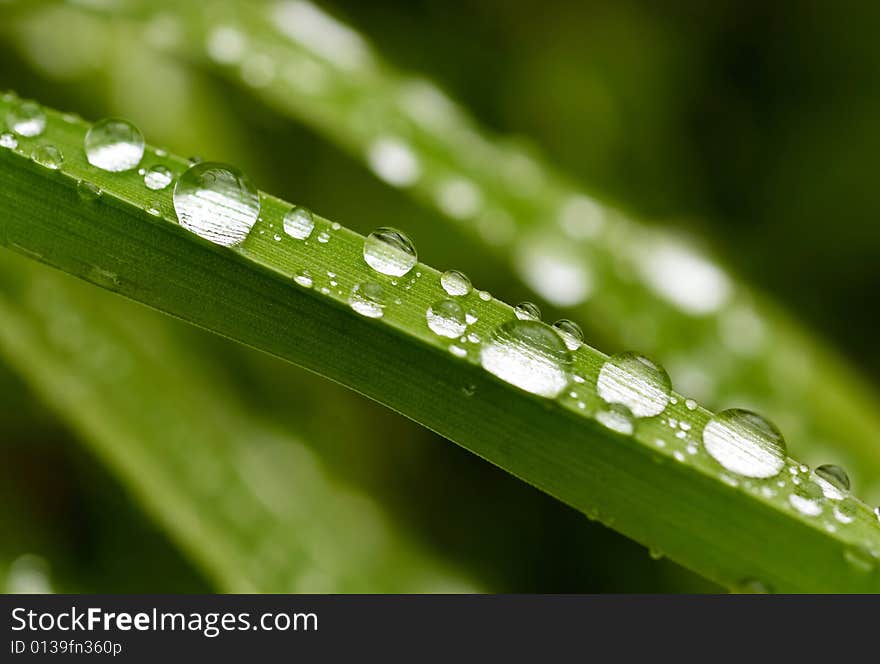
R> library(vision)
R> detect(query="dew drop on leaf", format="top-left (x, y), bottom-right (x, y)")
top-left (480, 320), bottom-right (571, 398)
top-left (173, 162), bottom-right (260, 247)
top-left (6, 100), bottom-right (45, 137)
top-left (0, 132), bottom-right (17, 149)
top-left (76, 180), bottom-right (102, 201)
top-left (84, 118), bottom-right (145, 172)
top-left (552, 319), bottom-right (583, 350)
top-left (702, 409), bottom-right (786, 479)
top-left (440, 270), bottom-right (471, 296)
top-left (514, 301), bottom-right (541, 321)
top-left (426, 299), bottom-right (467, 338)
top-left (596, 352), bottom-right (671, 418)
top-left (596, 403), bottom-right (635, 435)
top-left (788, 480), bottom-right (823, 516)
top-left (283, 206), bottom-right (314, 240)
top-left (31, 144), bottom-right (63, 170)
top-left (363, 227), bottom-right (417, 276)
top-left (348, 281), bottom-right (386, 318)
top-left (294, 270), bottom-right (313, 288)
top-left (143, 165), bottom-right (173, 190)
top-left (814, 464), bottom-right (850, 499)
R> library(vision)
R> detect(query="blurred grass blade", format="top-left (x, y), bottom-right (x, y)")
top-left (0, 252), bottom-right (472, 592)
top-left (102, 0), bottom-right (880, 490)
top-left (1, 98), bottom-right (879, 591)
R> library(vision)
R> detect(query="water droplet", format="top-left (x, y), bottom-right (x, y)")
top-left (349, 281), bottom-right (385, 318)
top-left (833, 500), bottom-right (857, 524)
top-left (732, 579), bottom-right (771, 594)
top-left (596, 352), bottom-right (671, 418)
top-left (440, 270), bottom-right (471, 296)
top-left (146, 202), bottom-right (162, 216)
top-left (317, 230), bottom-right (330, 243)
top-left (480, 320), bottom-right (571, 398)
top-left (465, 310), bottom-right (478, 325)
top-left (648, 547), bottom-right (664, 561)
top-left (426, 299), bottom-right (467, 338)
top-left (789, 481), bottom-right (823, 516)
top-left (6, 100), bottom-right (45, 137)
top-left (0, 132), bottom-right (17, 149)
top-left (76, 180), bottom-right (102, 201)
top-left (685, 398), bottom-right (698, 411)
top-left (478, 290), bottom-right (491, 301)
top-left (283, 206), bottom-right (314, 240)
top-left (173, 162), bottom-right (260, 246)
top-left (143, 164), bottom-right (173, 190)
top-left (552, 319), bottom-right (583, 350)
top-left (702, 409), bottom-right (786, 478)
top-left (31, 144), bottom-right (63, 169)
top-left (597, 403), bottom-right (635, 435)
top-left (874, 506), bottom-right (880, 522)
top-left (84, 118), bottom-right (145, 172)
top-left (815, 464), bottom-right (850, 499)
top-left (514, 301), bottom-right (541, 321)
top-left (449, 344), bottom-right (467, 358)
top-left (844, 546), bottom-right (876, 573)
top-left (363, 227), bottom-right (417, 276)
top-left (294, 270), bottom-right (313, 288)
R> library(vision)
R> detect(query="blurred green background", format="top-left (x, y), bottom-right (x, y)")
top-left (1, 0), bottom-right (878, 593)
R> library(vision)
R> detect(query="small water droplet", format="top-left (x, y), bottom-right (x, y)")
top-left (84, 118), bottom-right (145, 172)
top-left (76, 180), bottom-right (102, 201)
top-left (732, 578), bottom-right (771, 594)
top-left (465, 310), bottom-right (478, 325)
top-left (597, 403), bottom-right (635, 435)
top-left (815, 464), bottom-right (850, 499)
top-left (596, 352), bottom-right (671, 418)
top-left (294, 270), bottom-right (313, 288)
top-left (514, 301), bottom-right (541, 321)
top-left (449, 344), bottom-right (467, 358)
top-left (317, 230), bottom-right (330, 243)
top-left (349, 281), bottom-right (385, 318)
top-left (789, 480), bottom-right (823, 516)
top-left (32, 144), bottom-right (63, 169)
top-left (143, 164), bottom-right (173, 190)
top-left (552, 319), bottom-right (583, 350)
top-left (283, 206), bottom-right (314, 240)
top-left (478, 290), bottom-right (491, 302)
top-left (146, 201), bottom-right (162, 216)
top-left (440, 270), bottom-right (471, 296)
top-left (173, 162), bottom-right (260, 246)
top-left (363, 227), bottom-right (417, 276)
top-left (702, 409), bottom-right (786, 479)
top-left (426, 299), bottom-right (467, 338)
top-left (833, 500), bottom-right (857, 524)
top-left (480, 320), bottom-right (571, 398)
top-left (6, 100), bottom-right (45, 137)
top-left (685, 398), bottom-right (698, 411)
top-left (844, 546), bottom-right (876, 573)
top-left (0, 132), bottom-right (17, 149)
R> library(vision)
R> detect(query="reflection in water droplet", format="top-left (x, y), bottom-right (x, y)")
top-left (815, 464), bottom-right (850, 500)
top-left (440, 270), bottom-right (471, 296)
top-left (0, 132), bottom-right (17, 149)
top-left (349, 281), bottom-right (386, 318)
top-left (514, 301), bottom-right (541, 321)
top-left (702, 409), bottom-right (786, 479)
top-left (84, 118), bottom-right (145, 172)
top-left (6, 100), bottom-right (46, 137)
top-left (552, 319), bottom-right (583, 350)
top-left (480, 320), bottom-right (571, 398)
top-left (173, 162), bottom-right (260, 246)
top-left (363, 227), bottom-right (417, 276)
top-left (144, 165), bottom-right (173, 190)
top-left (596, 352), bottom-right (671, 418)
top-left (789, 480), bottom-right (823, 516)
top-left (283, 206), bottom-right (314, 240)
top-left (833, 500), bottom-right (856, 524)
top-left (597, 403), bottom-right (634, 435)
top-left (31, 144), bottom-right (63, 169)
top-left (426, 299), bottom-right (467, 338)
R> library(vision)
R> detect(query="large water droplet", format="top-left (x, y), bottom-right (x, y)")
top-left (702, 409), bottom-right (786, 478)
top-left (815, 464), bottom-right (850, 499)
top-left (426, 299), bottom-right (467, 338)
top-left (514, 301), bottom-right (541, 321)
top-left (32, 144), bottom-right (63, 170)
top-left (363, 227), bottom-right (417, 276)
top-left (552, 319), bottom-right (583, 350)
top-left (440, 270), bottom-right (471, 296)
top-left (84, 118), bottom-right (145, 172)
top-left (173, 162), bottom-right (260, 246)
top-left (349, 281), bottom-right (386, 318)
top-left (6, 100), bottom-right (45, 137)
top-left (480, 320), bottom-right (571, 398)
top-left (596, 352), bottom-right (671, 418)
top-left (0, 132), bottom-right (17, 149)
top-left (283, 206), bottom-right (315, 240)
top-left (143, 164), bottom-right (173, 190)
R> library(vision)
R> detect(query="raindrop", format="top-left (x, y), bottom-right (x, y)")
top-left (480, 320), bottom-right (571, 398)
top-left (596, 404), bottom-right (634, 435)
top-left (84, 118), bottom-right (145, 172)
top-left (283, 206), bottom-right (314, 240)
top-left (143, 164), bottom-right (173, 190)
top-left (349, 281), bottom-right (385, 318)
top-left (815, 464), bottom-right (850, 499)
top-left (294, 270), bottom-right (313, 288)
top-left (31, 144), bottom-right (63, 170)
top-left (514, 301), bottom-right (541, 321)
top-left (596, 352), bottom-right (671, 418)
top-left (6, 100), bottom-right (45, 137)
top-left (440, 270), bottom-right (471, 297)
top-left (702, 409), bottom-right (786, 479)
top-left (363, 227), bottom-right (417, 276)
top-left (0, 132), bottom-right (17, 149)
top-left (844, 546), bottom-right (876, 573)
top-left (76, 180), bottom-right (102, 201)
top-left (426, 299), bottom-right (467, 338)
top-left (173, 162), bottom-right (260, 247)
top-left (552, 319), bottom-right (583, 350)
top-left (789, 481), bottom-right (823, 516)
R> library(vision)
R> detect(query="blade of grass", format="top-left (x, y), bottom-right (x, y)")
top-left (0, 251), bottom-right (474, 592)
top-left (1, 98), bottom-right (879, 591)
top-left (83, 0), bottom-right (880, 492)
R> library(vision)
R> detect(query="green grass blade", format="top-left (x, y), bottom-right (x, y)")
top-left (0, 251), bottom-right (472, 592)
top-left (1, 97), bottom-right (879, 591)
